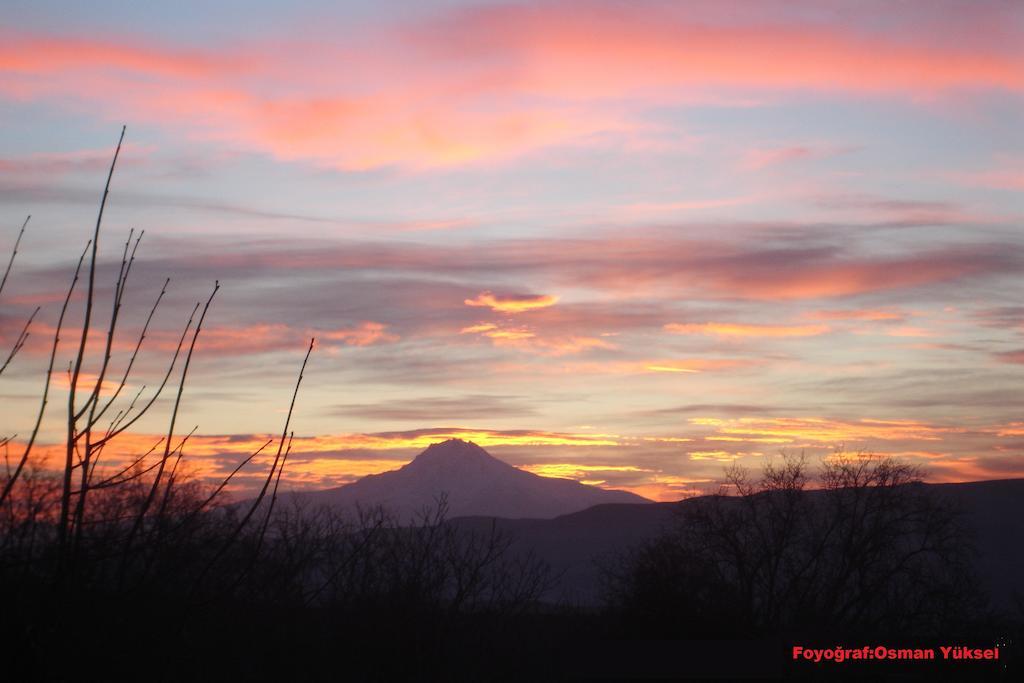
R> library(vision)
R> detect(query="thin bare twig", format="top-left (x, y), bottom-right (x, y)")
top-left (0, 242), bottom-right (91, 509)
top-left (88, 275), bottom-right (167, 430)
top-left (118, 281), bottom-right (218, 583)
top-left (59, 125), bottom-right (126, 556)
top-left (155, 424), bottom-right (200, 521)
top-left (0, 215), bottom-right (29, 297)
top-left (90, 302), bottom-right (199, 449)
top-left (195, 438), bottom-right (274, 512)
top-left (0, 306), bottom-right (39, 377)
top-left (88, 437), bottom-right (165, 489)
top-left (72, 228), bottom-right (139, 555)
top-left (75, 228), bottom-right (139, 422)
top-left (193, 337), bottom-right (314, 594)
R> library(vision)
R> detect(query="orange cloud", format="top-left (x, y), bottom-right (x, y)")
top-left (5, 428), bottom-right (627, 497)
top-left (10, 416), bottom-right (1019, 502)
top-left (886, 326), bottom-right (933, 338)
top-left (521, 463), bottom-right (648, 479)
top-left (690, 416), bottom-right (957, 446)
top-left (461, 321), bottom-right (616, 356)
top-left (708, 257), bottom-right (990, 300)
top-left (305, 429), bottom-right (622, 451)
top-left (665, 322), bottom-right (830, 338)
top-left (926, 457), bottom-right (1018, 483)
top-left (50, 372), bottom-right (122, 396)
top-left (531, 336), bottom-right (617, 355)
top-left (460, 323), bottom-right (498, 334)
top-left (807, 309), bottom-right (904, 321)
top-left (509, 358), bottom-right (753, 377)
top-left (464, 290), bottom-right (559, 313)
top-left (319, 321), bottom-right (399, 347)
top-left (483, 328), bottom-right (536, 342)
top-left (644, 359), bottom-right (751, 373)
top-left (265, 457), bottom-right (411, 488)
top-left (150, 428), bottom-right (623, 456)
top-left (688, 450), bottom-right (763, 462)
top-left (996, 423), bottom-right (1024, 437)
top-left (625, 475), bottom-right (714, 502)
top-left (644, 364), bottom-right (698, 374)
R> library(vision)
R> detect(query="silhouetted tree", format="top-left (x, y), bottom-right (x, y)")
top-left (0, 129), bottom-right (553, 682)
top-left (606, 453), bottom-right (981, 640)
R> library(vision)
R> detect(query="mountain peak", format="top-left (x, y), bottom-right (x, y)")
top-left (404, 438), bottom-right (511, 475)
top-left (418, 438), bottom-right (490, 459)
top-left (301, 439), bottom-right (651, 520)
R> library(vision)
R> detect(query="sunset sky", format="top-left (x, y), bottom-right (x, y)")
top-left (2, 0), bottom-right (1022, 500)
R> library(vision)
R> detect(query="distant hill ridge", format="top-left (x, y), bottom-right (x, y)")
top-left (291, 438), bottom-right (650, 519)
top-left (449, 477), bottom-right (1024, 606)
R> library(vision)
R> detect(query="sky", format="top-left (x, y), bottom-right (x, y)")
top-left (1, 0), bottom-right (1023, 501)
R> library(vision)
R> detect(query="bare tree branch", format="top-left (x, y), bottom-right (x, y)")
top-left (0, 242), bottom-right (91, 509)
top-left (119, 281), bottom-right (218, 578)
top-left (193, 337), bottom-right (314, 593)
top-left (0, 215), bottom-right (29, 297)
top-left (0, 306), bottom-right (39, 378)
top-left (59, 125), bottom-right (126, 556)
top-left (87, 275), bottom-right (168, 430)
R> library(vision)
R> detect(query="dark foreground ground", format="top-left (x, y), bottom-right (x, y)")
top-left (3, 479), bottom-right (1022, 681)
top-left (4, 594), bottom-right (1019, 681)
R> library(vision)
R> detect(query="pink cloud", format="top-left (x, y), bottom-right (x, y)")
top-left (951, 164), bottom-right (1024, 191)
top-left (687, 249), bottom-right (1011, 300)
top-left (414, 4), bottom-right (1024, 96)
top-left (742, 145), bottom-right (816, 170)
top-left (133, 235), bottom-right (1019, 303)
top-left (1, 3), bottom-right (1021, 169)
top-left (886, 326), bottom-right (933, 338)
top-left (0, 145), bottom-right (154, 176)
top-left (811, 193), bottom-right (999, 228)
top-left (0, 35), bottom-right (228, 79)
top-left (180, 322), bottom-right (397, 355)
top-left (740, 144), bottom-right (855, 171)
top-left (319, 322), bottom-right (400, 348)
top-left (995, 349), bottom-right (1024, 364)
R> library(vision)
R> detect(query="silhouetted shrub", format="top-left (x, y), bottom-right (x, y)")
top-left (606, 454), bottom-right (983, 640)
top-left (0, 131), bottom-right (553, 681)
